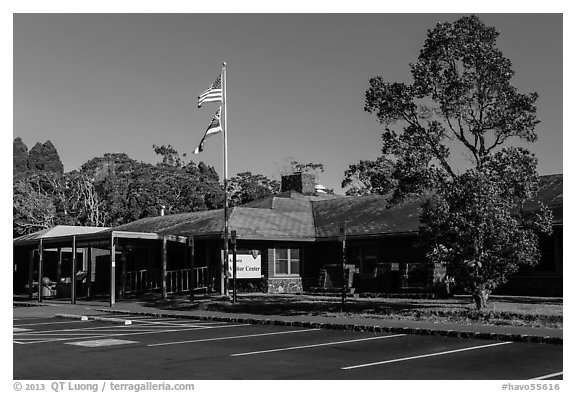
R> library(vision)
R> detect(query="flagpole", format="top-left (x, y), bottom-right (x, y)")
top-left (222, 62), bottom-right (230, 298)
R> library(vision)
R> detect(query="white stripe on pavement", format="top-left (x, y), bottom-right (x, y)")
top-left (14, 320), bottom-right (90, 327)
top-left (112, 317), bottom-right (231, 328)
top-left (342, 341), bottom-right (513, 370)
top-left (149, 328), bottom-right (321, 347)
top-left (230, 334), bottom-right (406, 357)
top-left (531, 371), bottom-right (563, 380)
top-left (17, 324), bottom-right (249, 345)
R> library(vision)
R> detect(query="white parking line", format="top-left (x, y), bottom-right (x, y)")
top-left (17, 323), bottom-right (249, 344)
top-left (17, 332), bottom-right (116, 337)
top-left (531, 371), bottom-right (563, 380)
top-left (132, 319), bottom-right (225, 327)
top-left (342, 341), bottom-right (513, 370)
top-left (14, 320), bottom-right (89, 327)
top-left (14, 324), bottom-right (133, 335)
top-left (230, 334), bottom-right (406, 357)
top-left (149, 328), bottom-right (321, 347)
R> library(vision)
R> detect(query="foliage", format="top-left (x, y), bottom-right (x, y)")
top-left (79, 151), bottom-right (224, 225)
top-left (363, 15), bottom-right (552, 308)
top-left (280, 159), bottom-right (324, 177)
top-left (153, 144), bottom-right (185, 168)
top-left (13, 138), bottom-right (29, 175)
top-left (13, 177), bottom-right (56, 236)
top-left (227, 172), bottom-right (280, 207)
top-left (13, 141), bottom-right (227, 236)
top-left (342, 156), bottom-right (397, 196)
top-left (421, 169), bottom-right (551, 309)
top-left (27, 140), bottom-right (64, 173)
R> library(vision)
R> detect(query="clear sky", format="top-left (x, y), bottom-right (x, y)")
top-left (12, 13), bottom-right (562, 193)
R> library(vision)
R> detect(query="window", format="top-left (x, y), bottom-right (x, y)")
top-left (274, 248), bottom-right (300, 276)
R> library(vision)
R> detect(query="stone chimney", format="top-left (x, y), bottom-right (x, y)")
top-left (281, 172), bottom-right (317, 195)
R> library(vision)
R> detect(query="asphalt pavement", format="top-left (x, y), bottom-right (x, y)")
top-left (13, 301), bottom-right (563, 380)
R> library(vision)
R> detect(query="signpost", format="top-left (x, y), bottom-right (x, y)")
top-left (231, 230), bottom-right (237, 303)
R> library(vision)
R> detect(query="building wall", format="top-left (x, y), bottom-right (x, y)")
top-left (303, 235), bottom-right (430, 293)
top-left (493, 226), bottom-right (563, 297)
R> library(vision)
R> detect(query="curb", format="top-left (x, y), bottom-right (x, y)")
top-left (90, 316), bottom-right (132, 325)
top-left (95, 309), bottom-right (562, 345)
top-left (56, 313), bottom-right (132, 325)
top-left (13, 301), bottom-right (45, 308)
top-left (55, 313), bottom-right (89, 321)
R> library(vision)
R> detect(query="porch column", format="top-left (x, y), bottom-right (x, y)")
top-left (147, 246), bottom-right (153, 291)
top-left (86, 247), bottom-right (92, 300)
top-left (27, 249), bottom-right (34, 300)
top-left (56, 247), bottom-right (62, 283)
top-left (38, 239), bottom-right (44, 303)
top-left (110, 232), bottom-right (116, 307)
top-left (161, 237), bottom-right (167, 300)
top-left (121, 253), bottom-right (127, 299)
top-left (189, 237), bottom-right (195, 303)
top-left (71, 236), bottom-right (77, 304)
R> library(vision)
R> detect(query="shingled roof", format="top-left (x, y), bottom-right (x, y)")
top-left (111, 174), bottom-right (564, 241)
top-left (113, 193), bottom-right (319, 240)
top-left (113, 209), bottom-right (224, 238)
top-left (17, 175), bottom-right (562, 244)
top-left (312, 195), bottom-right (425, 239)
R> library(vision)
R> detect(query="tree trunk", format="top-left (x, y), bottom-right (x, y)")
top-left (472, 287), bottom-right (490, 310)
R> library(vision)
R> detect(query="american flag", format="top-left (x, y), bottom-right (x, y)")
top-left (198, 75), bottom-right (223, 108)
top-left (193, 107), bottom-right (222, 154)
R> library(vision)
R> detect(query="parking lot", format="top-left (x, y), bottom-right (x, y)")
top-left (13, 310), bottom-right (563, 380)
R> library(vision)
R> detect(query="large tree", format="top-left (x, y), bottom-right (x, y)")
top-left (363, 15), bottom-right (552, 308)
top-left (27, 140), bottom-right (64, 173)
top-left (13, 137), bottom-right (29, 175)
top-left (341, 156), bottom-right (396, 196)
top-left (227, 172), bottom-right (280, 207)
top-left (13, 177), bottom-right (56, 236)
top-left (78, 150), bottom-right (224, 225)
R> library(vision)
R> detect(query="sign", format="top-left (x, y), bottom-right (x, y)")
top-left (228, 250), bottom-right (262, 279)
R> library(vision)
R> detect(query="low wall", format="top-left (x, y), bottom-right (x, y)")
top-left (267, 277), bottom-right (303, 294)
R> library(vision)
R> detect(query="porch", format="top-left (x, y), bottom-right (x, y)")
top-left (13, 226), bottom-right (219, 306)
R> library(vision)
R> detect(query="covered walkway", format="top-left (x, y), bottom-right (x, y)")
top-left (13, 225), bottom-right (208, 306)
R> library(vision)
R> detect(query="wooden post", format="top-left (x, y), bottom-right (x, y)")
top-left (38, 239), bottom-right (44, 303)
top-left (110, 232), bottom-right (116, 307)
top-left (161, 237), bottom-right (167, 300)
top-left (56, 247), bottom-right (62, 283)
top-left (86, 247), bottom-right (92, 300)
top-left (28, 249), bottom-right (34, 300)
top-left (71, 236), bottom-right (77, 304)
top-left (121, 253), bottom-right (127, 299)
top-left (189, 237), bottom-right (195, 303)
top-left (146, 246), bottom-right (153, 291)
